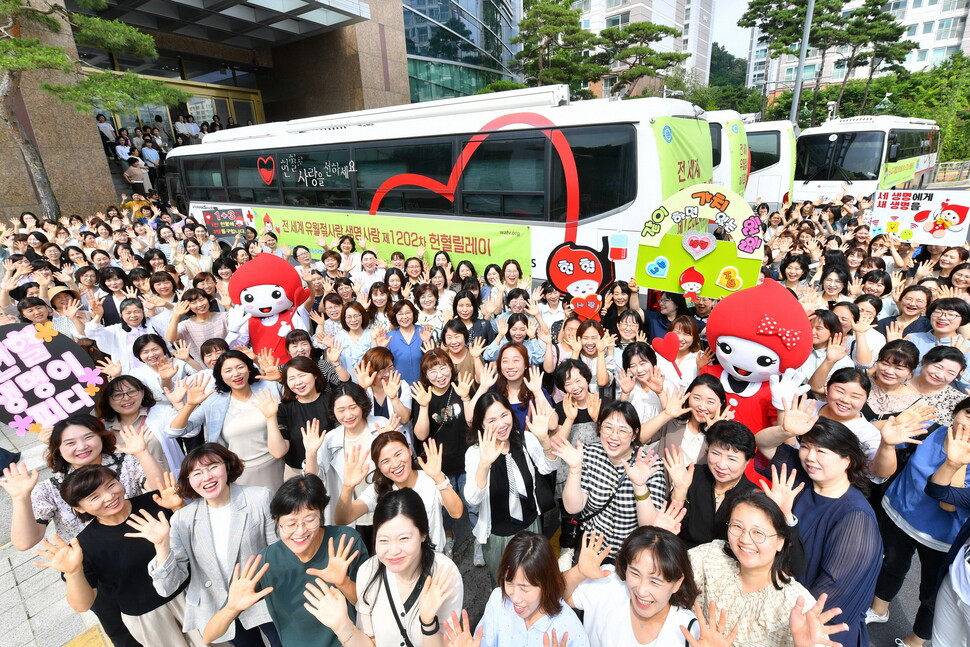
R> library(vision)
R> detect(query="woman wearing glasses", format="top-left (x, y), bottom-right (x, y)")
top-left (903, 298), bottom-right (970, 382)
top-left (688, 491), bottom-right (838, 646)
top-left (907, 346), bottom-right (968, 428)
top-left (134, 444), bottom-right (283, 647)
top-left (203, 474), bottom-right (367, 647)
top-left (642, 292), bottom-right (692, 341)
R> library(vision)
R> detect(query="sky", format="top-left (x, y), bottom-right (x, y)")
top-left (712, 0), bottom-right (753, 58)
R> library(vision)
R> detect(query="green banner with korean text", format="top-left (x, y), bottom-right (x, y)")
top-left (879, 158), bottom-right (918, 190)
top-left (258, 207), bottom-right (531, 268)
top-left (651, 117), bottom-right (715, 200)
top-left (724, 119), bottom-right (749, 196)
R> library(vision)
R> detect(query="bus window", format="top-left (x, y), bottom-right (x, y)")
top-left (182, 158), bottom-right (223, 187)
top-left (550, 124), bottom-right (636, 222)
top-left (709, 123), bottom-right (723, 168)
top-left (225, 154), bottom-right (276, 188)
top-left (278, 148), bottom-right (354, 208)
top-left (795, 132), bottom-right (883, 182)
top-left (460, 135), bottom-right (545, 219)
top-left (748, 132), bottom-right (780, 172)
top-left (355, 140), bottom-right (454, 214)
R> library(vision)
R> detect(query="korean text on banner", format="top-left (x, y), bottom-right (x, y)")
top-left (651, 117), bottom-right (715, 200)
top-left (869, 190), bottom-right (970, 246)
top-left (258, 208), bottom-right (531, 268)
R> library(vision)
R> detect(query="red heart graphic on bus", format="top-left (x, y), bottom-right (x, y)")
top-left (651, 332), bottom-right (680, 365)
top-left (257, 156), bottom-right (275, 185)
top-left (368, 113), bottom-right (581, 242)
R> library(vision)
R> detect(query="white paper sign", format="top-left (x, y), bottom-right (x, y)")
top-left (869, 190), bottom-right (970, 246)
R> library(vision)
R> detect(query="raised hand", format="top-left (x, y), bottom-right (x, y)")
top-left (653, 500), bottom-right (687, 534)
top-left (577, 531), bottom-right (612, 580)
top-left (342, 444), bottom-right (371, 489)
top-left (185, 373), bottom-right (213, 407)
top-left (226, 555), bottom-right (274, 613)
top-left (383, 369), bottom-right (402, 399)
top-left (789, 593), bottom-right (848, 647)
top-left (326, 340), bottom-right (344, 365)
top-left (124, 508), bottom-right (171, 545)
top-left (301, 418), bottom-right (326, 457)
top-left (151, 471), bottom-right (184, 510)
top-left (417, 568), bottom-right (456, 625)
top-left (0, 462), bottom-right (39, 500)
top-left (378, 414), bottom-right (402, 434)
top-left (454, 371), bottom-right (475, 400)
top-left (32, 535), bottom-right (83, 575)
top-left (663, 446), bottom-right (695, 494)
top-left (825, 332), bottom-right (848, 363)
top-left (886, 320), bottom-right (904, 342)
top-left (946, 423), bottom-right (970, 465)
top-left (443, 610), bottom-right (484, 647)
top-left (682, 601), bottom-right (739, 647)
top-left (525, 398), bottom-right (553, 442)
top-left (303, 579), bottom-right (351, 630)
top-left (551, 435), bottom-right (583, 470)
top-left (96, 358), bottom-right (123, 379)
top-left (781, 394), bottom-right (819, 438)
top-left (418, 439), bottom-right (445, 482)
top-left (255, 348), bottom-right (281, 382)
top-left (624, 446), bottom-right (661, 488)
top-left (353, 361), bottom-right (376, 389)
top-left (477, 423), bottom-right (503, 467)
top-left (659, 386), bottom-right (691, 418)
top-left (156, 356), bottom-right (178, 381)
top-left (542, 630), bottom-right (569, 647)
top-left (468, 337), bottom-right (486, 359)
top-left (306, 535), bottom-right (359, 586)
top-left (410, 382), bottom-right (432, 408)
top-left (478, 363), bottom-right (498, 393)
top-left (117, 424), bottom-right (148, 456)
top-left (586, 391), bottom-right (602, 422)
top-left (758, 464), bottom-right (804, 521)
top-left (163, 377), bottom-right (188, 408)
top-left (171, 339), bottom-right (192, 363)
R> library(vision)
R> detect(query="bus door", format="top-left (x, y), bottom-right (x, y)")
top-left (745, 121), bottom-right (795, 212)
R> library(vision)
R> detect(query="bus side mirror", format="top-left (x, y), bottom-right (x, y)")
top-left (888, 144), bottom-right (900, 163)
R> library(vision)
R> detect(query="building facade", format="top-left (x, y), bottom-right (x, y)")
top-left (403, 0), bottom-right (519, 101)
top-left (745, 0), bottom-right (969, 93)
top-left (577, 0), bottom-right (711, 96)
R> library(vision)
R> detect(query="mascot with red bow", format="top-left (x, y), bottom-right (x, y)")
top-left (701, 280), bottom-right (813, 438)
top-left (227, 254), bottom-right (311, 364)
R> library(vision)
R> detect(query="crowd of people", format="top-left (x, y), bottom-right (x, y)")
top-left (0, 189), bottom-right (966, 647)
top-left (96, 113), bottom-right (256, 197)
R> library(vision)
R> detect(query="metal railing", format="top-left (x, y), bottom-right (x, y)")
top-left (931, 161), bottom-right (970, 184)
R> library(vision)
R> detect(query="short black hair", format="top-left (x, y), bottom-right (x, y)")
top-left (555, 359), bottom-right (592, 391)
top-left (270, 473), bottom-right (330, 523)
top-left (212, 350), bottom-right (259, 392)
top-left (704, 420), bottom-right (756, 460)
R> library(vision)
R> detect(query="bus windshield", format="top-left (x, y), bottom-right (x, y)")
top-left (795, 131), bottom-right (884, 183)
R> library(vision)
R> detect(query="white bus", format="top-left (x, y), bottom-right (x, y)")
top-left (164, 86), bottom-right (715, 281)
top-left (744, 120), bottom-right (796, 212)
top-left (793, 115), bottom-right (939, 203)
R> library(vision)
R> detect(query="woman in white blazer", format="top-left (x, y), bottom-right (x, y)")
top-left (143, 444), bottom-right (282, 647)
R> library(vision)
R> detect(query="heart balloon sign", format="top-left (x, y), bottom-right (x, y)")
top-left (634, 184), bottom-right (763, 301)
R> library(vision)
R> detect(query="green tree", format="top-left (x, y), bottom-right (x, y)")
top-left (859, 38), bottom-right (916, 112)
top-left (474, 80), bottom-right (529, 94)
top-left (1, 0), bottom-right (188, 218)
top-left (895, 53), bottom-right (970, 161)
top-left (709, 43), bottom-right (747, 87)
top-left (511, 0), bottom-right (608, 99)
top-left (598, 22), bottom-right (686, 96)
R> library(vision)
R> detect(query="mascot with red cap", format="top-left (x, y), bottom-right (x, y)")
top-left (701, 279), bottom-right (813, 436)
top-left (227, 254), bottom-right (311, 364)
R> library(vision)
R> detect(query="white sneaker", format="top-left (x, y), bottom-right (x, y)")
top-left (558, 548), bottom-right (574, 571)
top-left (865, 608), bottom-right (889, 624)
top-left (444, 536), bottom-right (454, 558)
top-left (473, 543), bottom-right (485, 567)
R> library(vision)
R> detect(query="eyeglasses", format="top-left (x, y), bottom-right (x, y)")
top-left (110, 389), bottom-right (141, 402)
top-left (279, 514), bottom-right (321, 535)
top-left (426, 366), bottom-right (451, 378)
top-left (601, 425), bottom-right (634, 439)
top-left (658, 297), bottom-right (672, 304)
top-left (727, 521), bottom-right (777, 544)
top-left (932, 310), bottom-right (961, 321)
top-left (189, 462), bottom-right (224, 479)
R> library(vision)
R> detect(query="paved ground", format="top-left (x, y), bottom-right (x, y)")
top-left (0, 423), bottom-right (919, 646)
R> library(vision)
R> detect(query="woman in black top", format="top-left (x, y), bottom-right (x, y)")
top-left (271, 357), bottom-right (333, 479)
top-left (663, 420), bottom-right (759, 548)
top-left (36, 465), bottom-right (199, 646)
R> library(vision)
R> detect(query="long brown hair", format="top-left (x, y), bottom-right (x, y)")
top-left (494, 342), bottom-right (533, 406)
top-left (370, 431), bottom-right (414, 499)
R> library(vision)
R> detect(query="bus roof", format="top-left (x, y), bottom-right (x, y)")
top-left (800, 115), bottom-right (938, 135)
top-left (166, 86), bottom-right (704, 159)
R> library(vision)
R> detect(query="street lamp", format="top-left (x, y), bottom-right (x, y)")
top-left (662, 85), bottom-right (685, 98)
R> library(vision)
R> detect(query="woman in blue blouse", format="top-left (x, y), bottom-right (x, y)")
top-left (866, 397), bottom-right (970, 646)
top-left (756, 398), bottom-right (882, 647)
top-left (385, 299), bottom-right (426, 385)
